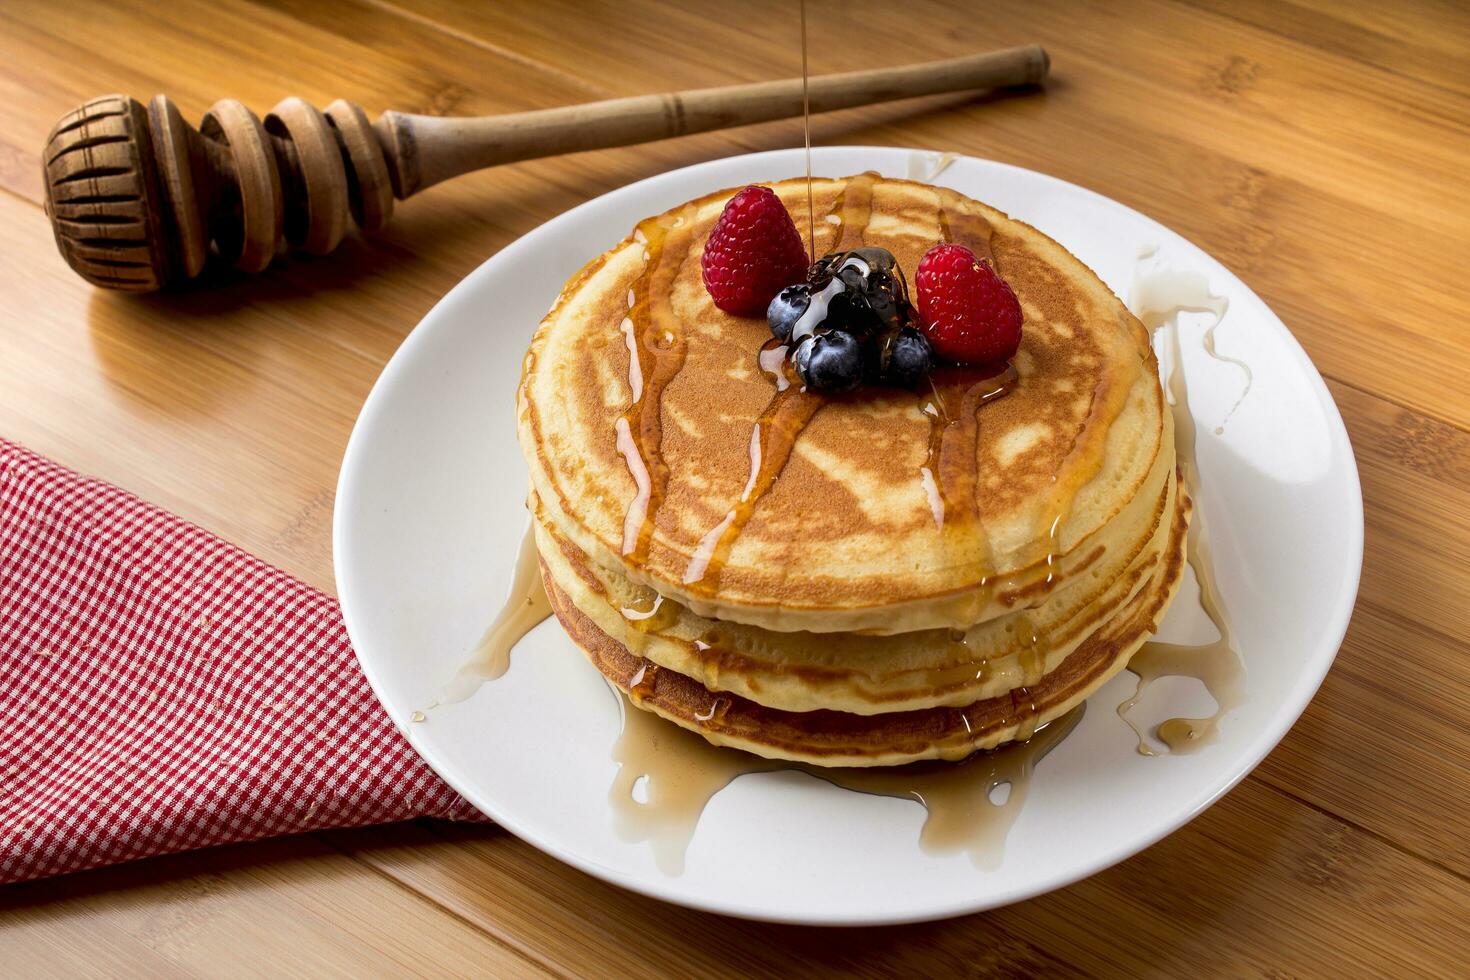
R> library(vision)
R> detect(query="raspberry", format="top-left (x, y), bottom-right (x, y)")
top-left (914, 243), bottom-right (1023, 364)
top-left (701, 186), bottom-right (808, 317)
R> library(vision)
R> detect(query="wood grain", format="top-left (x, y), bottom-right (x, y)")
top-left (1, 1), bottom-right (1467, 976)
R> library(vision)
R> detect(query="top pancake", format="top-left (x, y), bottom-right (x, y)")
top-left (519, 174), bottom-right (1164, 634)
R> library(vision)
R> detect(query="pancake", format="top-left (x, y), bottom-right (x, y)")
top-left (517, 174), bottom-right (1186, 765)
top-left (542, 473), bottom-right (1191, 767)
top-left (519, 173), bottom-right (1165, 634)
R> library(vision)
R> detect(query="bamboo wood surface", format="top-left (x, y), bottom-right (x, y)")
top-left (1, 0), bottom-right (1466, 975)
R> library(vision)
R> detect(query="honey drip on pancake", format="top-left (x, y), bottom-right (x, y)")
top-left (827, 170), bottom-right (878, 251)
top-left (920, 365), bottom-right (1019, 533)
top-left (927, 192), bottom-right (1048, 736)
top-left (610, 690), bottom-right (1084, 874)
top-left (1034, 376), bottom-right (1118, 598)
top-left (619, 590), bottom-right (681, 656)
top-left (444, 524), bottom-right (552, 702)
top-left (682, 342), bottom-right (823, 592)
top-left (628, 661), bottom-right (662, 699)
top-left (937, 186), bottom-right (997, 266)
top-left (617, 205), bottom-right (698, 565)
top-left (922, 367), bottom-right (1024, 716)
top-left (1118, 263), bottom-right (1248, 753)
top-left (1010, 622), bottom-right (1048, 741)
top-left (923, 193), bottom-right (1008, 563)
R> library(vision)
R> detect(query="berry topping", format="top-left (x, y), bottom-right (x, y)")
top-left (880, 326), bottom-right (934, 388)
top-left (701, 185), bottom-right (808, 316)
top-left (793, 329), bottom-right (864, 393)
top-left (915, 243), bottom-right (1023, 364)
top-left (773, 246), bottom-right (935, 392)
top-left (767, 283), bottom-right (811, 342)
top-left (804, 247), bottom-right (907, 339)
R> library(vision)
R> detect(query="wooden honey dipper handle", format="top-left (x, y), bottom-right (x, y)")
top-left (43, 45), bottom-right (1048, 292)
top-left (381, 46), bottom-right (1050, 194)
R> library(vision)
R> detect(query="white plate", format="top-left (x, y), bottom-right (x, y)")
top-left (334, 147), bottom-right (1362, 925)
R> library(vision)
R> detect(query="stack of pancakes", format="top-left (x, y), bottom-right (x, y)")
top-left (518, 174), bottom-right (1188, 767)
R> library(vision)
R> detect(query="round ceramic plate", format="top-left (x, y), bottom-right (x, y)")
top-left (334, 147), bottom-right (1362, 925)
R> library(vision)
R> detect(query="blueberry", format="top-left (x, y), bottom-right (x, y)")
top-left (794, 330), bottom-right (863, 393)
top-left (767, 283), bottom-right (811, 342)
top-left (884, 327), bottom-right (933, 388)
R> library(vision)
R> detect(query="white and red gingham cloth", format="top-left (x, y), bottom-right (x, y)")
top-left (0, 438), bottom-right (484, 884)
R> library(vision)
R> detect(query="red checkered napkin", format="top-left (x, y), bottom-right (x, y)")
top-left (0, 439), bottom-right (485, 884)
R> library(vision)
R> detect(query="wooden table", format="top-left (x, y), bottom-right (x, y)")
top-left (2, 1), bottom-right (1466, 975)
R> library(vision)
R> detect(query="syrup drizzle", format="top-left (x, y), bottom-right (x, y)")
top-left (816, 703), bottom-right (1080, 868)
top-left (828, 170), bottom-right (879, 251)
top-left (937, 186), bottom-right (997, 266)
top-left (920, 201), bottom-right (1017, 626)
top-left (1203, 325), bottom-right (1252, 435)
top-left (619, 590), bottom-right (681, 656)
top-left (609, 693), bottom-right (1084, 874)
top-left (1117, 637), bottom-right (1245, 754)
top-left (922, 196), bottom-right (1032, 721)
top-left (610, 698), bottom-right (780, 875)
top-left (924, 193), bottom-right (1010, 545)
top-left (617, 207), bottom-right (698, 564)
top-left (920, 364), bottom-right (1019, 533)
top-left (682, 353), bottom-right (824, 591)
top-left (1118, 263), bottom-right (1249, 753)
top-left (443, 524), bottom-right (552, 703)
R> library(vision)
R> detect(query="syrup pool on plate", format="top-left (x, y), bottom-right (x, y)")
top-left (609, 691), bottom-right (1085, 875)
top-left (1119, 250), bottom-right (1250, 753)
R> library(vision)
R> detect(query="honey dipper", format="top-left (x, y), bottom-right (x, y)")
top-left (41, 45), bottom-right (1048, 292)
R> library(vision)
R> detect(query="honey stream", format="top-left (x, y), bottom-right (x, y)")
top-left (800, 0), bottom-right (814, 264)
